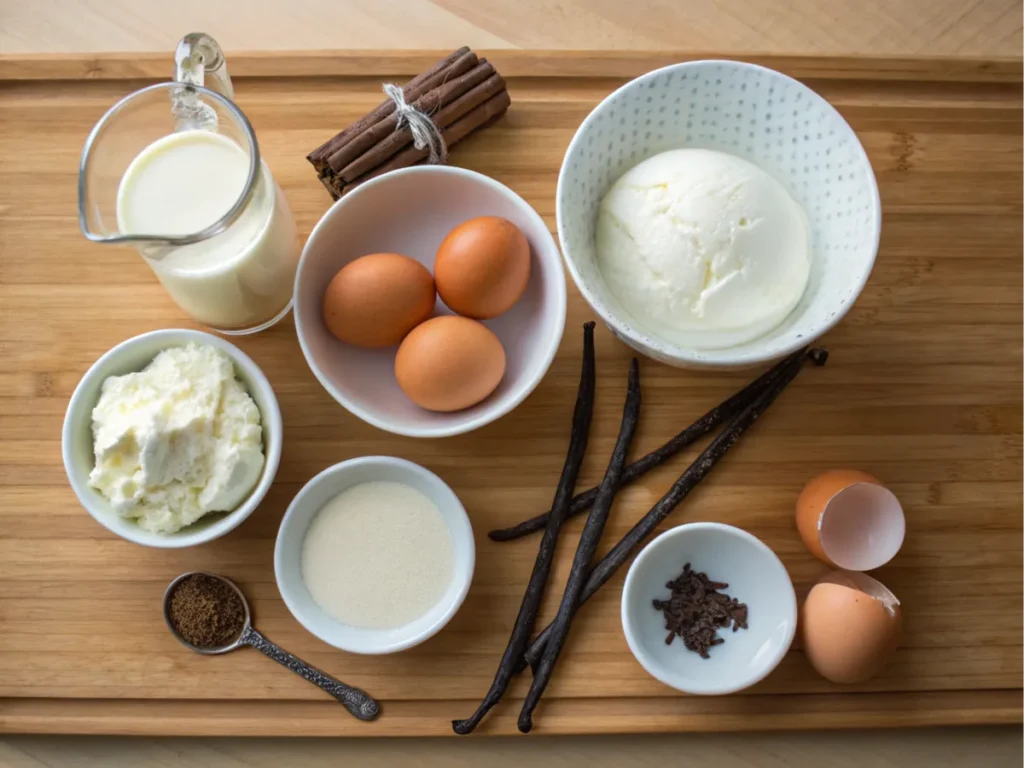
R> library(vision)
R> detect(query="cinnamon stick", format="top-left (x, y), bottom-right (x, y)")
top-left (308, 47), bottom-right (470, 167)
top-left (340, 71), bottom-right (507, 182)
top-left (307, 47), bottom-right (473, 170)
top-left (317, 173), bottom-right (341, 202)
top-left (327, 59), bottom-right (497, 174)
top-left (321, 50), bottom-right (479, 172)
top-left (340, 89), bottom-right (511, 197)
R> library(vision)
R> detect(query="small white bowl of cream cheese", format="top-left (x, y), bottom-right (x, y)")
top-left (557, 60), bottom-right (881, 368)
top-left (274, 456), bottom-right (475, 655)
top-left (62, 329), bottom-right (282, 548)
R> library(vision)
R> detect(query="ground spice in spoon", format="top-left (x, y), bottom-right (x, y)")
top-left (168, 574), bottom-right (246, 649)
top-left (653, 563), bottom-right (748, 659)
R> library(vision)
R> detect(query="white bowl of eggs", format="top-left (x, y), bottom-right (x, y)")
top-left (557, 59), bottom-right (881, 368)
top-left (294, 165), bottom-right (566, 437)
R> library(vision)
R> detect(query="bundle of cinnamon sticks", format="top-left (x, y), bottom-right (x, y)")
top-left (307, 47), bottom-right (511, 200)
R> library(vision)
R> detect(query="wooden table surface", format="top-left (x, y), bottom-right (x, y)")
top-left (1, 0), bottom-right (1020, 57)
top-left (1, 1), bottom-right (1022, 766)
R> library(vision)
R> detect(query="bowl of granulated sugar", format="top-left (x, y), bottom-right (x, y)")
top-left (274, 456), bottom-right (475, 654)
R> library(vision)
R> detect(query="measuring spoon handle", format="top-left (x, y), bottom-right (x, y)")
top-left (239, 626), bottom-right (381, 721)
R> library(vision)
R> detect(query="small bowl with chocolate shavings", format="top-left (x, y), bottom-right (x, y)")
top-left (621, 522), bottom-right (797, 696)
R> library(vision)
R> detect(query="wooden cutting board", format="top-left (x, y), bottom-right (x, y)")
top-left (0, 51), bottom-right (1020, 737)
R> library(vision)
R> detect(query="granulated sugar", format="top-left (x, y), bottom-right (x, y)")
top-left (301, 481), bottom-right (454, 629)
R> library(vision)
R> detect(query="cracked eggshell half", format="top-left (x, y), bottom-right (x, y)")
top-left (800, 570), bottom-right (901, 684)
top-left (796, 469), bottom-right (905, 571)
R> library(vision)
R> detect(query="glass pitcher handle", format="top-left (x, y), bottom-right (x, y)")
top-left (175, 33), bottom-right (234, 98)
top-left (172, 33), bottom-right (233, 131)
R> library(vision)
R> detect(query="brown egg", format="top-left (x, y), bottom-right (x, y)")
top-left (800, 570), bottom-right (902, 684)
top-left (434, 216), bottom-right (531, 319)
top-left (395, 316), bottom-right (506, 412)
top-left (322, 253), bottom-right (435, 348)
top-left (795, 469), bottom-right (905, 571)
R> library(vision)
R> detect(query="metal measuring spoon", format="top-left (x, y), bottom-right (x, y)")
top-left (163, 571), bottom-right (380, 721)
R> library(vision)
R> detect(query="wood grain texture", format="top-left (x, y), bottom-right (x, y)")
top-left (0, 52), bottom-right (1021, 737)
top-left (2, 727), bottom-right (1022, 768)
top-left (2, 50), bottom-right (1022, 82)
top-left (0, 0), bottom-right (1020, 57)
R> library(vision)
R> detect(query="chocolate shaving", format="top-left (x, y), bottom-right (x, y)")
top-left (653, 563), bottom-right (749, 659)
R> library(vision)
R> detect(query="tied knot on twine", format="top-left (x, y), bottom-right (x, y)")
top-left (382, 83), bottom-right (448, 165)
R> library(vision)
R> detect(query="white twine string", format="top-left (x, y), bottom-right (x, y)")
top-left (382, 83), bottom-right (448, 165)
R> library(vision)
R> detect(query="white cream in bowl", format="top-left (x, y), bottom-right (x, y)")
top-left (62, 329), bottom-right (282, 548)
top-left (89, 342), bottom-right (265, 534)
top-left (596, 149), bottom-right (811, 349)
top-left (557, 59), bottom-right (881, 368)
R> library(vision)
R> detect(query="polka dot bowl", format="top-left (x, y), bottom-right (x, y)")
top-left (557, 60), bottom-right (881, 368)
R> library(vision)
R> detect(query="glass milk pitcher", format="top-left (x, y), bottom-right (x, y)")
top-left (78, 33), bottom-right (299, 335)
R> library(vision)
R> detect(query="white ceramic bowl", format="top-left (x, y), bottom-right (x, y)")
top-left (558, 59), bottom-right (881, 368)
top-left (294, 165), bottom-right (566, 438)
top-left (274, 456), bottom-right (475, 654)
top-left (61, 329), bottom-right (282, 548)
top-left (621, 523), bottom-right (797, 695)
